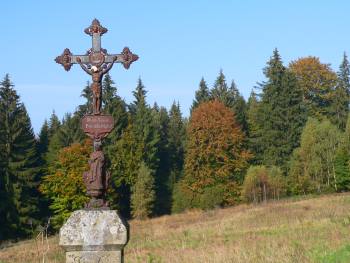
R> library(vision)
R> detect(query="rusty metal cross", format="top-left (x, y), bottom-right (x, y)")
top-left (55, 18), bottom-right (138, 71)
top-left (54, 19), bottom-right (139, 208)
top-left (55, 19), bottom-right (138, 114)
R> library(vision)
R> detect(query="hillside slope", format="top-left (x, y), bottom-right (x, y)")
top-left (1, 193), bottom-right (350, 263)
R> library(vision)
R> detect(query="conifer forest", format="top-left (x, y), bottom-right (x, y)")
top-left (1, 49), bottom-right (350, 241)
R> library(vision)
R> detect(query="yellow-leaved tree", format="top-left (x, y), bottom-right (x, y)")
top-left (40, 140), bottom-right (91, 228)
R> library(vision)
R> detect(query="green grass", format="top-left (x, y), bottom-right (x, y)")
top-left (316, 244), bottom-right (350, 263)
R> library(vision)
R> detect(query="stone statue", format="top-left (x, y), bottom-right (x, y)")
top-left (83, 140), bottom-right (110, 208)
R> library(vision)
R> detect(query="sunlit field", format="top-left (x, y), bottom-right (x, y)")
top-left (1, 193), bottom-right (350, 263)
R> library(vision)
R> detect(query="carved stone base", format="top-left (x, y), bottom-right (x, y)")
top-left (59, 210), bottom-right (128, 263)
top-left (66, 251), bottom-right (121, 263)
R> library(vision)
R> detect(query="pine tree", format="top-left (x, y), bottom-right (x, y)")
top-left (131, 162), bottom-right (155, 219)
top-left (258, 49), bottom-right (306, 169)
top-left (331, 53), bottom-right (350, 131)
top-left (191, 77), bottom-right (210, 111)
top-left (0, 74), bottom-right (40, 238)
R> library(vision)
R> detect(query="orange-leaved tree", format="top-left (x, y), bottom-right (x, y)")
top-left (176, 100), bottom-right (251, 210)
top-left (40, 140), bottom-right (91, 228)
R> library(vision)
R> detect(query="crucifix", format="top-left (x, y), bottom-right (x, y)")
top-left (55, 19), bottom-right (138, 115)
top-left (55, 19), bottom-right (138, 208)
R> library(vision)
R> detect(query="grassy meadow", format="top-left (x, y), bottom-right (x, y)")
top-left (1, 193), bottom-right (350, 263)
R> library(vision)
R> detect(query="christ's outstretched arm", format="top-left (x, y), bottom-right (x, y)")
top-left (102, 62), bottom-right (114, 74)
top-left (77, 58), bottom-right (92, 75)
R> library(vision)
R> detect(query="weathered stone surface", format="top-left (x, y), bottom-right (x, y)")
top-left (59, 210), bottom-right (128, 263)
top-left (66, 251), bottom-right (121, 263)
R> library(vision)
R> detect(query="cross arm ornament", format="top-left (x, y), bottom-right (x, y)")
top-left (55, 19), bottom-right (138, 72)
top-left (55, 46), bottom-right (138, 72)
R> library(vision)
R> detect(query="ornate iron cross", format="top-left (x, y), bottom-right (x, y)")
top-left (55, 19), bottom-right (138, 115)
top-left (54, 19), bottom-right (139, 208)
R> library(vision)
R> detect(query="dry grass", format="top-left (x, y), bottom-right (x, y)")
top-left (1, 193), bottom-right (350, 263)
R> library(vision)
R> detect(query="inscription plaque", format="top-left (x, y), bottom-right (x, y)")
top-left (82, 115), bottom-right (114, 139)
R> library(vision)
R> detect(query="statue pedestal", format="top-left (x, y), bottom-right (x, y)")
top-left (59, 210), bottom-right (128, 263)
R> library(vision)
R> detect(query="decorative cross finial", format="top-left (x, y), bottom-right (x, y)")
top-left (84, 19), bottom-right (108, 36)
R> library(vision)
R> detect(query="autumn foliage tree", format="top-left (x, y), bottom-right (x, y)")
top-left (289, 56), bottom-right (337, 119)
top-left (40, 140), bottom-right (91, 228)
top-left (176, 100), bottom-right (250, 211)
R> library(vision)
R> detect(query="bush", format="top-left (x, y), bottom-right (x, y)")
top-left (171, 181), bottom-right (194, 214)
top-left (242, 165), bottom-right (286, 203)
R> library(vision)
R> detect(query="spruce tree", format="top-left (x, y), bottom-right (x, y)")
top-left (334, 147), bottom-right (350, 191)
top-left (191, 77), bottom-right (210, 111)
top-left (168, 102), bottom-right (185, 190)
top-left (47, 111), bottom-right (61, 139)
top-left (36, 119), bottom-right (51, 222)
top-left (46, 113), bottom-right (85, 165)
top-left (130, 78), bottom-right (160, 171)
top-left (0, 74), bottom-right (40, 238)
top-left (77, 81), bottom-right (92, 115)
top-left (259, 49), bottom-right (306, 169)
top-left (131, 162), bottom-right (155, 219)
top-left (246, 90), bottom-right (263, 164)
top-left (331, 53), bottom-right (350, 131)
top-left (109, 78), bottom-right (159, 217)
top-left (211, 70), bottom-right (232, 106)
top-left (335, 114), bottom-right (350, 191)
top-left (229, 80), bottom-right (248, 133)
top-left (37, 120), bottom-right (49, 159)
top-left (152, 106), bottom-right (171, 215)
top-left (102, 74), bottom-right (128, 142)
top-left (338, 52), bottom-right (350, 95)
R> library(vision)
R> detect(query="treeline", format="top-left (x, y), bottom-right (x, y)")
top-left (1, 49), bottom-right (350, 241)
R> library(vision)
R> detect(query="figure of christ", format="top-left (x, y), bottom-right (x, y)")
top-left (76, 57), bottom-right (117, 114)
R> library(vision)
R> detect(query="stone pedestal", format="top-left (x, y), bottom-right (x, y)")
top-left (59, 210), bottom-right (128, 263)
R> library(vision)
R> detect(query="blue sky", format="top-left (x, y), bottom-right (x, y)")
top-left (1, 1), bottom-right (349, 134)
